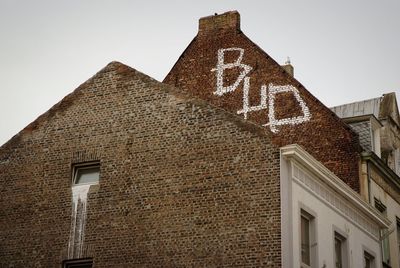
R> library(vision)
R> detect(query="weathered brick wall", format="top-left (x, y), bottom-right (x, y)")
top-left (0, 62), bottom-right (281, 267)
top-left (164, 11), bottom-right (361, 192)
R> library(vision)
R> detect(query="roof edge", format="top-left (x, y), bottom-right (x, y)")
top-left (1, 60), bottom-right (276, 156)
top-left (238, 31), bottom-right (362, 143)
top-left (0, 61), bottom-right (133, 150)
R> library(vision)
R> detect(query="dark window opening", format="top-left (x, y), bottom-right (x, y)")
top-left (63, 258), bottom-right (93, 268)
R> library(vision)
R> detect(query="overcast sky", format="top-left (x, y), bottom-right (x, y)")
top-left (0, 0), bottom-right (399, 146)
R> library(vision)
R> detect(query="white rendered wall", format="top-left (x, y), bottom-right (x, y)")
top-left (281, 156), bottom-right (383, 268)
top-left (291, 180), bottom-right (381, 267)
top-left (370, 180), bottom-right (400, 267)
top-left (373, 127), bottom-right (381, 158)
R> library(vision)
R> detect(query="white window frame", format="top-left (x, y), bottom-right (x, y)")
top-left (374, 198), bottom-right (390, 266)
top-left (72, 162), bottom-right (100, 186)
top-left (300, 208), bottom-right (317, 268)
top-left (370, 116), bottom-right (381, 157)
top-left (362, 246), bottom-right (376, 268)
top-left (333, 227), bottom-right (349, 268)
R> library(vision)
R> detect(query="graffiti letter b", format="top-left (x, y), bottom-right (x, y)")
top-left (211, 48), bottom-right (252, 96)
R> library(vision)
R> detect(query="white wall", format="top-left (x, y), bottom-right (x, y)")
top-left (280, 149), bottom-right (385, 268)
top-left (371, 180), bottom-right (400, 267)
top-left (291, 180), bottom-right (381, 267)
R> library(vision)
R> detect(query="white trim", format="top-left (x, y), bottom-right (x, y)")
top-left (370, 115), bottom-right (382, 131)
top-left (281, 144), bottom-right (390, 229)
top-left (280, 152), bottom-right (293, 268)
top-left (333, 226), bottom-right (349, 268)
top-left (299, 204), bottom-right (318, 267)
top-left (292, 163), bottom-right (380, 240)
top-left (363, 245), bottom-right (377, 268)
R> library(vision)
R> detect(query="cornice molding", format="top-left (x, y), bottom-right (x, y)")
top-left (281, 144), bottom-right (390, 229)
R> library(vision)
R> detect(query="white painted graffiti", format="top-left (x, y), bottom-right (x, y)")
top-left (211, 48), bottom-right (252, 96)
top-left (211, 47), bottom-right (311, 133)
top-left (264, 84), bottom-right (311, 133)
top-left (237, 83), bottom-right (268, 120)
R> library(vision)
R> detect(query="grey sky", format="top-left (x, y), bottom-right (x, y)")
top-left (0, 0), bottom-right (399, 146)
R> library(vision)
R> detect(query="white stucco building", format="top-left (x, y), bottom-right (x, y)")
top-left (281, 145), bottom-right (390, 268)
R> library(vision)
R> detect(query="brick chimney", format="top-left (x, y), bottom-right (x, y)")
top-left (164, 11), bottom-right (362, 193)
top-left (281, 57), bottom-right (294, 77)
top-left (198, 11), bottom-right (240, 35)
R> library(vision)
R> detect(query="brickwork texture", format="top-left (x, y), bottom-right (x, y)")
top-left (164, 11), bottom-right (361, 192)
top-left (0, 62), bottom-right (282, 267)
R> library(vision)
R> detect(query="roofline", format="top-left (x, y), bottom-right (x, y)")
top-left (0, 61), bottom-right (276, 156)
top-left (238, 32), bottom-right (362, 141)
top-left (164, 21), bottom-right (360, 141)
top-left (330, 95), bottom-right (384, 110)
top-left (281, 144), bottom-right (391, 228)
top-left (162, 35), bottom-right (197, 83)
top-left (340, 114), bottom-right (383, 128)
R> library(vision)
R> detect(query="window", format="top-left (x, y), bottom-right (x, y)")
top-left (374, 198), bottom-right (390, 265)
top-left (63, 258), bottom-right (93, 268)
top-left (72, 163), bottom-right (100, 185)
top-left (364, 251), bottom-right (375, 268)
top-left (397, 217), bottom-right (400, 265)
top-left (301, 209), bottom-right (316, 267)
top-left (374, 198), bottom-right (386, 214)
top-left (334, 232), bottom-right (348, 268)
top-left (301, 214), bottom-right (310, 266)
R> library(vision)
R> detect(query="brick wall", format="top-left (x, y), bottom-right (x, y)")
top-left (0, 62), bottom-right (281, 267)
top-left (164, 11), bottom-right (361, 192)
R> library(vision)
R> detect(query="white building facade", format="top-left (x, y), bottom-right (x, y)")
top-left (281, 145), bottom-right (390, 268)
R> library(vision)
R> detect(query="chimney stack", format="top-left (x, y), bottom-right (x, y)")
top-left (198, 11), bottom-right (241, 35)
top-left (282, 57), bottom-right (294, 77)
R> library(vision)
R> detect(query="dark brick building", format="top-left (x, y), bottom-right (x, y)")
top-left (0, 62), bottom-right (282, 267)
top-left (1, 11), bottom-right (380, 268)
top-left (164, 11), bottom-right (361, 192)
